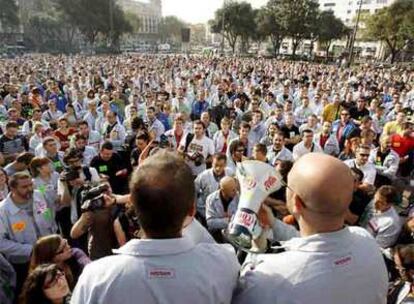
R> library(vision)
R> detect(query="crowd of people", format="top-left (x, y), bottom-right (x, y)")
top-left (0, 53), bottom-right (413, 304)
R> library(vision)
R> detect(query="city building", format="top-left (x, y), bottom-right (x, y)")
top-left (119, 0), bottom-right (162, 48)
top-left (120, 0), bottom-right (161, 35)
top-left (316, 0), bottom-right (396, 59)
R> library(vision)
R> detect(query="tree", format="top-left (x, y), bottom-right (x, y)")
top-left (364, 0), bottom-right (414, 63)
top-left (124, 11), bottom-right (141, 34)
top-left (278, 0), bottom-right (319, 58)
top-left (317, 10), bottom-right (347, 59)
top-left (158, 16), bottom-right (187, 43)
top-left (54, 0), bottom-right (132, 48)
top-left (24, 0), bottom-right (78, 53)
top-left (0, 0), bottom-right (19, 31)
top-left (256, 1), bottom-right (286, 57)
top-left (209, 1), bottom-right (256, 54)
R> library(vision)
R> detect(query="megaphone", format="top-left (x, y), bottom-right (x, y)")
top-left (226, 160), bottom-right (283, 249)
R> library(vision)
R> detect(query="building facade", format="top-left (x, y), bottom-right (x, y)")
top-left (119, 0), bottom-right (162, 35)
top-left (316, 0), bottom-right (396, 59)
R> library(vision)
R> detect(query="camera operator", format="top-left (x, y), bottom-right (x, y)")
top-left (57, 148), bottom-right (100, 239)
top-left (90, 141), bottom-right (128, 194)
top-left (233, 153), bottom-right (388, 304)
top-left (178, 120), bottom-right (214, 177)
top-left (71, 151), bottom-right (239, 304)
top-left (70, 182), bottom-right (118, 260)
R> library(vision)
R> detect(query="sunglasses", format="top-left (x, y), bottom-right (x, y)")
top-left (55, 239), bottom-right (68, 255)
top-left (44, 270), bottom-right (65, 289)
top-left (359, 153), bottom-right (370, 157)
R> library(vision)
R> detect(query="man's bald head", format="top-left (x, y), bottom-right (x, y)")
top-left (287, 153), bottom-right (354, 230)
top-left (220, 176), bottom-right (238, 200)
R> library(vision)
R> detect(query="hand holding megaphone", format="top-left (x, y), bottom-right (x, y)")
top-left (225, 160), bottom-right (283, 249)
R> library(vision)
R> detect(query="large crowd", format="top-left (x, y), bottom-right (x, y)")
top-left (0, 54), bottom-right (413, 304)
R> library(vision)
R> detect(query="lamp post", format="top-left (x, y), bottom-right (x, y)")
top-left (109, 0), bottom-right (114, 51)
top-left (348, 0), bottom-right (363, 67)
top-left (220, 0), bottom-right (227, 55)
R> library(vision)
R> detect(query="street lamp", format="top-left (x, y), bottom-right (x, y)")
top-left (348, 0), bottom-right (363, 67)
top-left (109, 0), bottom-right (114, 50)
top-left (221, 0), bottom-right (227, 55)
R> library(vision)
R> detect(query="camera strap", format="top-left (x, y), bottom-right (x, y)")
top-left (184, 133), bottom-right (194, 153)
top-left (82, 166), bottom-right (92, 182)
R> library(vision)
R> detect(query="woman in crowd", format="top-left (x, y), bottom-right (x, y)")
top-left (30, 157), bottom-right (60, 210)
top-left (54, 117), bottom-right (76, 152)
top-left (19, 263), bottom-right (71, 304)
top-left (29, 235), bottom-right (90, 290)
top-left (63, 104), bottom-right (78, 128)
top-left (338, 134), bottom-right (361, 161)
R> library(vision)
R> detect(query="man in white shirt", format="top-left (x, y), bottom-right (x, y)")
top-left (314, 121), bottom-right (340, 156)
top-left (233, 153), bottom-right (388, 304)
top-left (178, 120), bottom-right (215, 176)
top-left (146, 106), bottom-right (165, 141)
top-left (195, 154), bottom-right (233, 220)
top-left (366, 185), bottom-right (403, 249)
top-left (266, 132), bottom-right (294, 165)
top-left (71, 151), bottom-right (240, 304)
top-left (344, 145), bottom-right (377, 192)
top-left (292, 129), bottom-right (323, 161)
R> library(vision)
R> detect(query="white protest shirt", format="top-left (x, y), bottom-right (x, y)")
top-left (180, 135), bottom-right (214, 176)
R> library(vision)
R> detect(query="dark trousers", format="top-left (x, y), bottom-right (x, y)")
top-left (11, 262), bottom-right (29, 302)
top-left (55, 207), bottom-right (72, 239)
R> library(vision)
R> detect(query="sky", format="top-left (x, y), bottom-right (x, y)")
top-left (162, 0), bottom-right (267, 24)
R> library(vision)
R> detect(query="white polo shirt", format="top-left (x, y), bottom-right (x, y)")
top-left (233, 223), bottom-right (388, 304)
top-left (71, 237), bottom-right (239, 304)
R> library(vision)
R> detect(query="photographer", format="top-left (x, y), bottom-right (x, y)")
top-left (90, 141), bottom-right (128, 194)
top-left (70, 182), bottom-right (118, 260)
top-left (57, 148), bottom-right (100, 239)
top-left (178, 120), bottom-right (214, 177)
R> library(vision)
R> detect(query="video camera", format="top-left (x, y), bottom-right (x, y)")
top-left (80, 183), bottom-right (110, 212)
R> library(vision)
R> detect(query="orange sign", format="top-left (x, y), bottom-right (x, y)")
top-left (12, 221), bottom-right (26, 233)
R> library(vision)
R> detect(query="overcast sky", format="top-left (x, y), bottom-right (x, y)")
top-left (162, 0), bottom-right (267, 24)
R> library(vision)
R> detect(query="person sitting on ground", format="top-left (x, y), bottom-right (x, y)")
top-left (29, 234), bottom-right (90, 290)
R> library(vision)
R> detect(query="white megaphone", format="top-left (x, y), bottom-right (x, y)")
top-left (226, 160), bottom-right (283, 248)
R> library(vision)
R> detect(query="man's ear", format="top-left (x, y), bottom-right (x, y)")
top-left (182, 200), bottom-right (196, 228)
top-left (293, 193), bottom-right (305, 216)
top-left (189, 200), bottom-right (196, 217)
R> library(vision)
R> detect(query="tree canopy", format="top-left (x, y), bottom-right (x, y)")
top-left (0, 0), bottom-right (19, 31)
top-left (364, 0), bottom-right (414, 63)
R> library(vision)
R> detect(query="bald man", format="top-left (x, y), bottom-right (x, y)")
top-left (205, 176), bottom-right (239, 242)
top-left (233, 153), bottom-right (388, 304)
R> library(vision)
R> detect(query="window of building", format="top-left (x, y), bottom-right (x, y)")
top-left (324, 2), bottom-right (336, 7)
